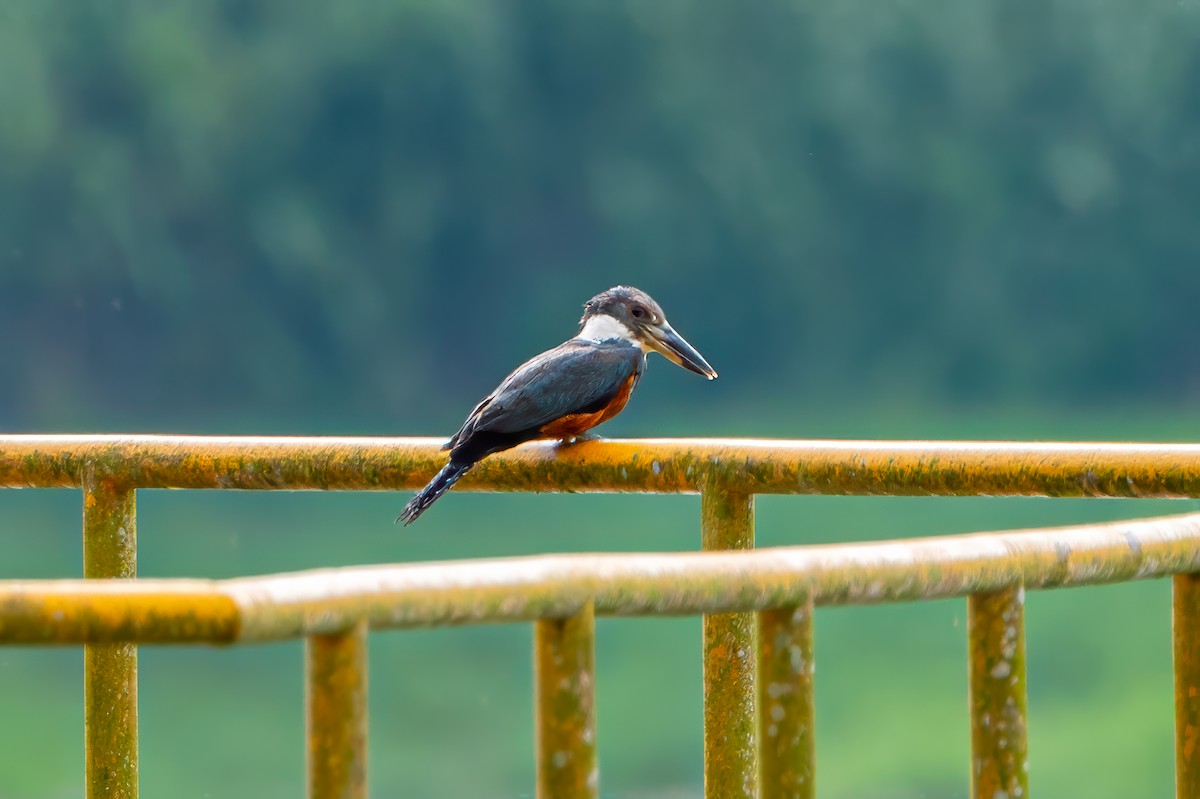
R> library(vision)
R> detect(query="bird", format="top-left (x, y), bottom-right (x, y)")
top-left (398, 285), bottom-right (717, 524)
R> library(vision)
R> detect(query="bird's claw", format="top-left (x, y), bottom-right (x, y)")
top-left (558, 432), bottom-right (603, 446)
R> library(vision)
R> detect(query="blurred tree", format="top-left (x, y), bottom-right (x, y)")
top-left (1, 0), bottom-right (1199, 431)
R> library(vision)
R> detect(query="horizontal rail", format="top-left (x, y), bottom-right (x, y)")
top-left (4, 435), bottom-right (1200, 496)
top-left (4, 511), bottom-right (1200, 644)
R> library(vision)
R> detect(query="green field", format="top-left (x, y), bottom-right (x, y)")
top-left (1, 405), bottom-right (1193, 798)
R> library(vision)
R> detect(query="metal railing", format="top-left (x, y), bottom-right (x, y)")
top-left (3, 435), bottom-right (1200, 799)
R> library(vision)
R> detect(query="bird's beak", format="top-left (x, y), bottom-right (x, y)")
top-left (648, 323), bottom-right (718, 379)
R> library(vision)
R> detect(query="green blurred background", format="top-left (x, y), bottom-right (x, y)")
top-left (2, 1), bottom-right (1200, 796)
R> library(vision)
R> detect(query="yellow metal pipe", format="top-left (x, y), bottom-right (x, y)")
top-left (701, 484), bottom-right (757, 799)
top-left (967, 586), bottom-right (1029, 799)
top-left (6, 435), bottom-right (1200, 497)
top-left (1174, 573), bottom-right (1200, 797)
top-left (225, 509), bottom-right (1200, 638)
top-left (758, 596), bottom-right (815, 799)
top-left (534, 601), bottom-right (598, 799)
top-left (0, 582), bottom-right (238, 642)
top-left (307, 621), bottom-right (368, 799)
top-left (4, 512), bottom-right (1200, 644)
top-left (83, 473), bottom-right (138, 799)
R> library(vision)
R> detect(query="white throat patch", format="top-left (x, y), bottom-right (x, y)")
top-left (576, 314), bottom-right (640, 346)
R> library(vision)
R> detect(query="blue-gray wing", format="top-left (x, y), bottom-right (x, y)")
top-left (463, 340), bottom-right (644, 437)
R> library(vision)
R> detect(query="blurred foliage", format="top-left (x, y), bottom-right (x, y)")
top-left (2, 0), bottom-right (1200, 432)
top-left (2, 0), bottom-right (1200, 797)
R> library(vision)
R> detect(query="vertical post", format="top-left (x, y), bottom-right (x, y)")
top-left (83, 471), bottom-right (137, 799)
top-left (967, 586), bottom-right (1029, 799)
top-left (1174, 573), bottom-right (1200, 797)
top-left (307, 621), bottom-right (369, 799)
top-left (701, 484), bottom-right (757, 799)
top-left (758, 596), bottom-right (815, 799)
top-left (535, 601), bottom-right (598, 799)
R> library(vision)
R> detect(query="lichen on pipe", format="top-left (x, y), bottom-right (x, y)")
top-left (4, 435), bottom-right (1200, 497)
top-left (0, 581), bottom-right (238, 643)
top-left (535, 601), bottom-right (598, 799)
top-left (758, 596), bottom-right (815, 799)
top-left (222, 510), bottom-right (1200, 640)
top-left (700, 484), bottom-right (757, 799)
top-left (1174, 573), bottom-right (1200, 797)
top-left (307, 621), bottom-right (368, 799)
top-left (967, 587), bottom-right (1029, 798)
top-left (4, 512), bottom-right (1200, 645)
top-left (83, 476), bottom-right (138, 799)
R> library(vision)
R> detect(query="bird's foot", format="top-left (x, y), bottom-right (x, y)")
top-left (558, 431), bottom-right (603, 447)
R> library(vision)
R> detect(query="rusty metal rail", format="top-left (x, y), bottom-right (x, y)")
top-left (3, 435), bottom-right (1200, 799)
top-left (6, 434), bottom-right (1200, 496)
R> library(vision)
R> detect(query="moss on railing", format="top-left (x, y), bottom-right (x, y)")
top-left (4, 511), bottom-right (1200, 644)
top-left (4, 435), bottom-right (1200, 496)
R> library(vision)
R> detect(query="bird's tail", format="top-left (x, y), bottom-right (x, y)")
top-left (397, 461), bottom-right (473, 526)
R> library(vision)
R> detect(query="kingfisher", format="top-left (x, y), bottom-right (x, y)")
top-left (398, 285), bottom-right (717, 524)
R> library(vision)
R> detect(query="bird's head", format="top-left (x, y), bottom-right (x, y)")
top-left (578, 286), bottom-right (718, 379)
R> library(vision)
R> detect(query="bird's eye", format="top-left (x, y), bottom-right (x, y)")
top-left (631, 306), bottom-right (646, 319)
